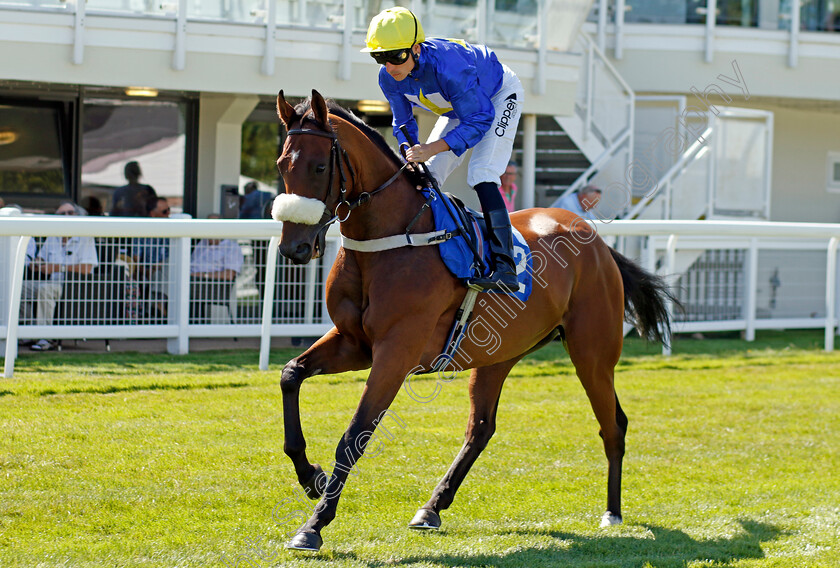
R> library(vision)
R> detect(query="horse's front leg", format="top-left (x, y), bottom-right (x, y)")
top-left (282, 327), bottom-right (371, 500)
top-left (286, 335), bottom-right (425, 552)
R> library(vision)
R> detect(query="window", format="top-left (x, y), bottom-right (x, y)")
top-left (241, 105), bottom-right (284, 190)
top-left (0, 101), bottom-right (71, 208)
top-left (81, 99), bottom-right (188, 214)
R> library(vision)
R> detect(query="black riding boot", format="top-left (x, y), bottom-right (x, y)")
top-left (471, 183), bottom-right (519, 291)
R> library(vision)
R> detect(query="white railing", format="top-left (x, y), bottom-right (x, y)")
top-left (6, 217), bottom-right (840, 377)
top-left (585, 0), bottom-right (836, 68)
top-left (599, 220), bottom-right (840, 355)
top-left (0, 0), bottom-right (553, 84)
top-left (575, 32), bottom-right (634, 150)
top-left (1, 215), bottom-right (339, 378)
top-left (624, 127), bottom-right (714, 220)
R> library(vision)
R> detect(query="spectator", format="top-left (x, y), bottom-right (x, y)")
top-left (189, 214), bottom-right (244, 323)
top-left (81, 195), bottom-right (104, 216)
top-left (0, 196), bottom-right (5, 208)
top-left (132, 196), bottom-right (172, 320)
top-left (551, 184), bottom-right (602, 220)
top-left (110, 161), bottom-right (157, 217)
top-left (239, 181), bottom-right (274, 219)
top-left (133, 197), bottom-right (171, 267)
top-left (24, 201), bottom-right (99, 351)
top-left (826, 11), bottom-right (840, 31)
top-left (17, 238), bottom-right (40, 327)
top-left (190, 214), bottom-right (244, 281)
top-left (238, 182), bottom-right (273, 298)
top-left (500, 160), bottom-right (518, 212)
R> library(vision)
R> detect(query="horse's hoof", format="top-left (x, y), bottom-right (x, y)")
top-left (408, 508), bottom-right (441, 530)
top-left (286, 530), bottom-right (323, 552)
top-left (300, 463), bottom-right (325, 500)
top-left (600, 511), bottom-right (623, 527)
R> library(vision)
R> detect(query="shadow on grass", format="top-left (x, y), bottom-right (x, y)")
top-left (333, 520), bottom-right (781, 568)
top-left (37, 381), bottom-right (250, 396)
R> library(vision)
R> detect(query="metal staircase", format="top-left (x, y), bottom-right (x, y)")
top-left (515, 116), bottom-right (591, 208)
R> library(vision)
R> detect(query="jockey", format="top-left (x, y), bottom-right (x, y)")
top-left (362, 7), bottom-right (523, 290)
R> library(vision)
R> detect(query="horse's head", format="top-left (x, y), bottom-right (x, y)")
top-left (272, 89), bottom-right (345, 264)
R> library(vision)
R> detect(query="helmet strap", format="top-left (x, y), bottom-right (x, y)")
top-left (410, 10), bottom-right (419, 63)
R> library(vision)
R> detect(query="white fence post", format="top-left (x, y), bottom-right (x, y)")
top-left (73, 0), bottom-right (85, 65)
top-left (3, 237), bottom-right (31, 378)
top-left (705, 0), bottom-right (716, 63)
top-left (744, 238), bottom-right (759, 342)
top-left (168, 237), bottom-right (191, 355)
top-left (262, 0), bottom-right (277, 76)
top-left (825, 237), bottom-right (839, 351)
top-left (662, 234), bottom-right (678, 356)
top-left (259, 236), bottom-right (281, 371)
top-left (172, 0), bottom-right (187, 71)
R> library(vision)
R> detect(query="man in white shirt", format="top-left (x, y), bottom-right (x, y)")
top-left (25, 201), bottom-right (99, 350)
top-left (551, 184), bottom-right (602, 220)
top-left (189, 214), bottom-right (244, 323)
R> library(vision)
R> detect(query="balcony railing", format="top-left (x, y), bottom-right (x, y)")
top-left (585, 0), bottom-right (840, 66)
top-left (0, 0), bottom-right (594, 87)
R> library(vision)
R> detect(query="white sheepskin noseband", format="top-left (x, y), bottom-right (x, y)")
top-left (272, 194), bottom-right (328, 225)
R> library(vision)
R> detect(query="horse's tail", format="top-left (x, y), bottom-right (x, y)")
top-left (609, 247), bottom-right (679, 345)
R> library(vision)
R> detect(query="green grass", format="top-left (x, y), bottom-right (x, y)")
top-left (1, 330), bottom-right (838, 567)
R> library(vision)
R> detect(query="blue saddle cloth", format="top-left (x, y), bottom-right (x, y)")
top-left (423, 187), bottom-right (533, 302)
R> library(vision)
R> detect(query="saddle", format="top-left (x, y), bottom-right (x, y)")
top-left (443, 192), bottom-right (486, 251)
top-left (422, 188), bottom-right (531, 300)
top-left (421, 189), bottom-right (533, 374)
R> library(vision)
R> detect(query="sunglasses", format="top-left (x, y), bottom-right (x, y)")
top-left (370, 49), bottom-right (411, 66)
top-left (160, 208), bottom-right (171, 214)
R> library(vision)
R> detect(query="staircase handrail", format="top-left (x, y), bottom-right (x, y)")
top-left (624, 126), bottom-right (715, 220)
top-left (575, 31), bottom-right (635, 146)
top-left (553, 127), bottom-right (632, 206)
top-left (551, 31), bottom-right (634, 207)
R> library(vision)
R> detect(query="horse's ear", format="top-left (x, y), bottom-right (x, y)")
top-left (310, 89), bottom-right (330, 129)
top-left (276, 90), bottom-right (296, 128)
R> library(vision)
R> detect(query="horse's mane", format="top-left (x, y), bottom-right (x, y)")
top-left (294, 97), bottom-right (404, 170)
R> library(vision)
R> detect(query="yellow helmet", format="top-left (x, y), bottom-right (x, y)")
top-left (361, 7), bottom-right (425, 53)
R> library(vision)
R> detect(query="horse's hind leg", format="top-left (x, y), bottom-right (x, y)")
top-left (282, 328), bottom-right (371, 500)
top-left (564, 313), bottom-right (626, 527)
top-left (409, 359), bottom-right (517, 530)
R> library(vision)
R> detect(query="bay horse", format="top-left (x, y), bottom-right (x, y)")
top-left (273, 89), bottom-right (674, 552)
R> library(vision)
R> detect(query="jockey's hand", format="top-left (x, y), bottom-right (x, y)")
top-left (405, 144), bottom-right (431, 163)
top-left (405, 139), bottom-right (450, 164)
top-left (398, 142), bottom-right (410, 161)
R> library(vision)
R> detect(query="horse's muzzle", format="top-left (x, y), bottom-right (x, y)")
top-left (279, 224), bottom-right (328, 264)
top-left (279, 240), bottom-right (314, 264)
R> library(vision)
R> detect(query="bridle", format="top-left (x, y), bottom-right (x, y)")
top-left (285, 124), bottom-right (408, 232)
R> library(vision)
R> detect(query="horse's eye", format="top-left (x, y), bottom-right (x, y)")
top-left (316, 164), bottom-right (326, 174)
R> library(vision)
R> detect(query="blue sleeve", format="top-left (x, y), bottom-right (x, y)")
top-left (437, 53), bottom-right (495, 156)
top-left (379, 69), bottom-right (418, 149)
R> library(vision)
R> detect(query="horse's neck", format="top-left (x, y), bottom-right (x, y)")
top-left (340, 142), bottom-right (432, 241)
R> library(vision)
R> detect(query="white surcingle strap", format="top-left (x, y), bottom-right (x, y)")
top-left (272, 194), bottom-right (327, 225)
top-left (341, 230), bottom-right (457, 253)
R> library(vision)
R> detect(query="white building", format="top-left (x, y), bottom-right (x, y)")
top-left (0, 0), bottom-right (595, 216)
